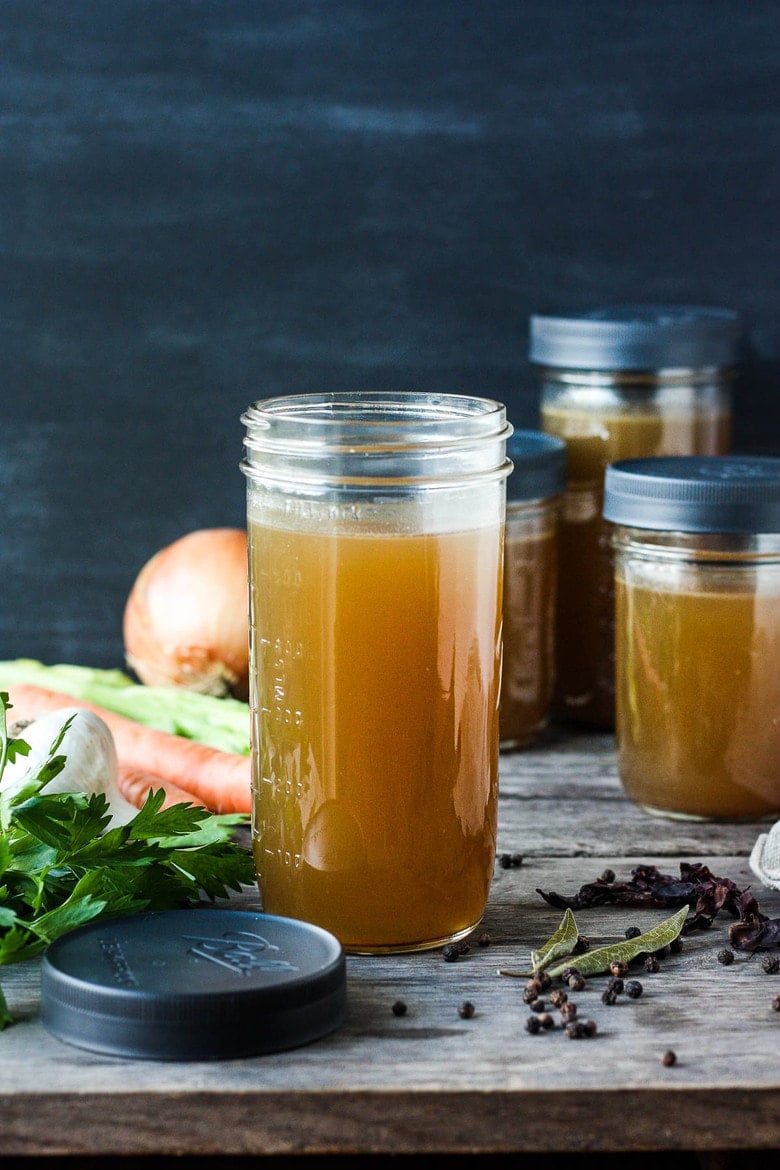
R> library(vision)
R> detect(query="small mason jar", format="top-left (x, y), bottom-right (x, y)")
top-left (604, 455), bottom-right (780, 822)
top-left (499, 430), bottom-right (566, 750)
top-left (531, 305), bottom-right (741, 731)
top-left (241, 392), bottom-right (512, 954)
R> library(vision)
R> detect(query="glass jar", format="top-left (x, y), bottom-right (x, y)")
top-left (499, 430), bottom-right (566, 750)
top-left (531, 305), bottom-right (741, 730)
top-left (604, 455), bottom-right (780, 822)
top-left (241, 392), bottom-right (512, 954)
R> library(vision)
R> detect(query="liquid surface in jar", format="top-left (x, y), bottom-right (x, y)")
top-left (500, 523), bottom-right (557, 749)
top-left (247, 507), bottom-right (503, 953)
top-left (541, 404), bottom-right (730, 728)
top-left (615, 573), bottom-right (780, 821)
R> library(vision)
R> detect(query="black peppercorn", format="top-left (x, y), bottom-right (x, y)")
top-left (717, 948), bottom-right (735, 966)
top-left (391, 1000), bottom-right (407, 1017)
top-left (761, 954), bottom-right (780, 974)
top-left (560, 1001), bottom-right (577, 1021)
top-left (530, 998), bottom-right (546, 1013)
top-left (669, 937), bottom-right (684, 954)
top-left (477, 932), bottom-right (492, 948)
top-left (644, 955), bottom-right (661, 973)
top-left (661, 1050), bottom-right (677, 1067)
top-left (625, 980), bottom-right (644, 999)
top-left (444, 940), bottom-right (470, 959)
top-left (525, 1015), bottom-right (542, 1034)
top-left (599, 868), bottom-right (616, 883)
top-left (548, 989), bottom-right (568, 1007)
top-left (568, 972), bottom-right (586, 991)
top-left (458, 1000), bottom-right (475, 1019)
top-left (609, 959), bottom-right (629, 978)
top-left (772, 996), bottom-right (780, 1012)
top-left (601, 987), bottom-right (618, 1006)
top-left (625, 925), bottom-right (642, 939)
top-left (607, 976), bottom-right (624, 994)
top-left (572, 935), bottom-right (591, 954)
top-left (523, 984), bottom-right (541, 1004)
top-left (536, 971), bottom-right (552, 990)
top-left (538, 1012), bottom-right (555, 1030)
top-left (564, 1019), bottom-right (597, 1039)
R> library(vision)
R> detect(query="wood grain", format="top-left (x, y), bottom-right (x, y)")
top-left (0, 729), bottom-right (777, 1157)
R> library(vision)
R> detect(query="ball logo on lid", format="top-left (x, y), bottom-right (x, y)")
top-left (184, 928), bottom-right (300, 976)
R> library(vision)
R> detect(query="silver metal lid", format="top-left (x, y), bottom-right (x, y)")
top-left (506, 430), bottom-right (566, 502)
top-left (603, 456), bottom-right (780, 533)
top-left (529, 305), bottom-right (743, 371)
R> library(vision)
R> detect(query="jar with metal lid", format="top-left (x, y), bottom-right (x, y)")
top-left (499, 430), bottom-right (566, 750)
top-left (604, 455), bottom-right (780, 822)
top-left (241, 391), bottom-right (512, 954)
top-left (531, 304), bottom-right (742, 731)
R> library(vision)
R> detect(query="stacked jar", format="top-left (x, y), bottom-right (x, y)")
top-left (499, 430), bottom-right (566, 750)
top-left (530, 305), bottom-right (742, 730)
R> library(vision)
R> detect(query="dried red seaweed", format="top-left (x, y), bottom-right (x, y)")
top-left (729, 914), bottom-right (780, 951)
top-left (537, 862), bottom-right (768, 937)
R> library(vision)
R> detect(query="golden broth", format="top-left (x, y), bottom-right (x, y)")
top-left (542, 404), bottom-right (730, 728)
top-left (247, 507), bottom-right (503, 952)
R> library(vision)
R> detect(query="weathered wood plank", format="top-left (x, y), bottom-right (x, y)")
top-left (0, 730), bottom-right (777, 1156)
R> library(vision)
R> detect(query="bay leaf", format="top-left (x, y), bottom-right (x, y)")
top-left (544, 905), bottom-right (690, 979)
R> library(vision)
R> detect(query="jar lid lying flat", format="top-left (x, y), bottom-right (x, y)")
top-left (603, 455), bottom-right (780, 533)
top-left (41, 908), bottom-right (347, 1061)
top-left (506, 429), bottom-right (566, 501)
top-left (529, 305), bottom-right (743, 370)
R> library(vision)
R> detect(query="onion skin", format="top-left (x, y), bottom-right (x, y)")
top-left (123, 528), bottom-right (250, 701)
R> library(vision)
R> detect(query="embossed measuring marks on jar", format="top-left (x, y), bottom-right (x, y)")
top-left (242, 392), bottom-right (512, 954)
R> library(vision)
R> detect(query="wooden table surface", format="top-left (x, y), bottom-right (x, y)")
top-left (1, 725), bottom-right (778, 1159)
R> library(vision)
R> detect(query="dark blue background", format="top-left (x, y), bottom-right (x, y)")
top-left (2, 1), bottom-right (779, 667)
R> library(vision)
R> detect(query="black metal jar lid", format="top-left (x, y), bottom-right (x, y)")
top-left (506, 429), bottom-right (566, 502)
top-left (603, 455), bottom-right (780, 533)
top-left (41, 908), bottom-right (347, 1061)
top-left (529, 305), bottom-right (743, 371)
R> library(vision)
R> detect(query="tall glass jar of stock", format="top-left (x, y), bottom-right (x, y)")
top-left (241, 392), bottom-right (512, 954)
top-left (531, 305), bottom-right (742, 730)
top-left (499, 430), bottom-right (566, 750)
top-left (604, 455), bottom-right (780, 822)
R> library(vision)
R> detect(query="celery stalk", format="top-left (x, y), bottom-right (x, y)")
top-left (0, 659), bottom-right (250, 756)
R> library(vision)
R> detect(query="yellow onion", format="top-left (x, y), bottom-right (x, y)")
top-left (123, 527), bottom-right (250, 700)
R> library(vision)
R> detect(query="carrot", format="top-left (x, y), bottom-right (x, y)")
top-left (117, 764), bottom-right (208, 812)
top-left (5, 683), bottom-right (251, 815)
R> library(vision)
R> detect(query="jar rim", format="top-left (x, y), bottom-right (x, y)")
top-left (242, 391), bottom-right (510, 446)
top-left (240, 391), bottom-right (513, 490)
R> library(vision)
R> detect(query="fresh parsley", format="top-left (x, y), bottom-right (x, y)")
top-left (0, 690), bottom-right (255, 1030)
